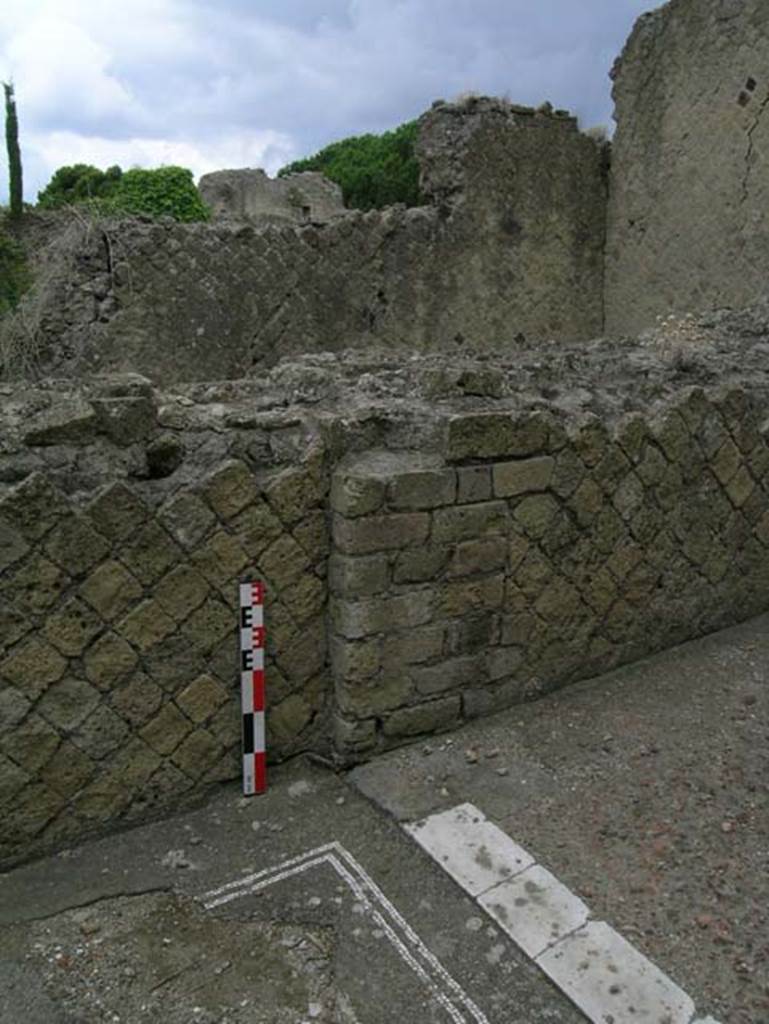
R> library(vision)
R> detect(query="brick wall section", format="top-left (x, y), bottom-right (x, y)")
top-left (329, 389), bottom-right (769, 757)
top-left (0, 455), bottom-right (330, 867)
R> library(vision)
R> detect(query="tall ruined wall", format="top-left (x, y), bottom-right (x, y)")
top-left (2, 100), bottom-right (607, 384)
top-left (605, 0), bottom-right (769, 335)
top-left (3, 313), bottom-right (769, 865)
top-left (198, 169), bottom-right (345, 225)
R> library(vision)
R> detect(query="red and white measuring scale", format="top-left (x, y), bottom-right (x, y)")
top-left (239, 581), bottom-right (266, 795)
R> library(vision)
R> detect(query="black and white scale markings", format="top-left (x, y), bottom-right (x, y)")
top-left (239, 581), bottom-right (266, 795)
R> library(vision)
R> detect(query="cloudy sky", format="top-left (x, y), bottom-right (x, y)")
top-left (0, 0), bottom-right (653, 204)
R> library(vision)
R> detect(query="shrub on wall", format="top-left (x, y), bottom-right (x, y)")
top-left (37, 164), bottom-right (210, 222)
top-left (278, 119), bottom-right (422, 210)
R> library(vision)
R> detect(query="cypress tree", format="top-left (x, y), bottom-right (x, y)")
top-left (3, 82), bottom-right (23, 219)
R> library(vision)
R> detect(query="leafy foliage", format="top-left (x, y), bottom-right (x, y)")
top-left (37, 164), bottom-right (210, 222)
top-left (3, 82), bottom-right (23, 219)
top-left (37, 163), bottom-right (123, 208)
top-left (0, 225), bottom-right (31, 315)
top-left (103, 166), bottom-right (210, 222)
top-left (278, 120), bottom-right (422, 210)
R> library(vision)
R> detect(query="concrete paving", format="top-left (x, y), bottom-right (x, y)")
top-left (1, 612), bottom-right (766, 1023)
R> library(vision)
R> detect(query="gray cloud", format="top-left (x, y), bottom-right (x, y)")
top-left (0, 0), bottom-right (652, 202)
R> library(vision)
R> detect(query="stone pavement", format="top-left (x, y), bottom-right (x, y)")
top-left (1, 612), bottom-right (767, 1023)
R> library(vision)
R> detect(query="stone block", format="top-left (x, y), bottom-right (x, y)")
top-left (388, 469), bottom-right (456, 510)
top-left (39, 740), bottom-right (94, 799)
top-left (330, 468), bottom-right (385, 517)
top-left (432, 502), bottom-right (507, 544)
top-left (292, 510), bottom-right (330, 562)
top-left (534, 579), bottom-right (585, 628)
top-left (331, 590), bottom-right (433, 639)
top-left (142, 635), bottom-right (205, 692)
top-left (500, 611), bottom-right (541, 646)
top-left (0, 599), bottom-right (29, 654)
top-left (117, 599), bottom-right (176, 652)
top-left (614, 413), bottom-right (647, 462)
top-left (0, 683), bottom-right (30, 732)
top-left (392, 545), bottom-right (449, 584)
top-left (120, 522), bottom-right (182, 585)
top-left (231, 500), bottom-right (285, 558)
top-left (456, 465), bottom-right (492, 504)
top-left (280, 574), bottom-right (326, 624)
top-left (1, 637), bottom-right (67, 699)
top-left (337, 671), bottom-right (413, 716)
top-left (153, 563), bottom-right (210, 622)
top-left (3, 781), bottom-right (67, 840)
top-left (755, 510), bottom-right (769, 546)
top-left (383, 695), bottom-right (460, 737)
top-left (570, 415), bottom-right (609, 468)
top-left (328, 553), bottom-right (390, 597)
top-left (159, 491), bottom-right (216, 549)
top-left (413, 655), bottom-right (480, 696)
top-left (462, 677), bottom-right (530, 718)
top-left (83, 632), bottom-right (138, 690)
top-left (103, 670), bottom-right (162, 730)
top-left (1, 712), bottom-right (60, 773)
top-left (91, 396), bottom-right (156, 445)
top-left (22, 397), bottom-right (98, 446)
top-left (436, 575), bottom-right (505, 618)
top-left (333, 511), bottom-right (431, 555)
top-left (44, 596), bottom-right (103, 657)
top-left (444, 614), bottom-right (495, 656)
top-left (201, 460), bottom-right (259, 520)
top-left (651, 410), bottom-right (690, 464)
top-left (0, 472), bottom-right (68, 542)
top-left (37, 676), bottom-right (100, 732)
top-left (330, 636), bottom-right (381, 682)
top-left (0, 752), bottom-right (29, 807)
top-left (447, 413), bottom-right (548, 462)
top-left (725, 465), bottom-right (755, 508)
top-left (264, 462), bottom-right (326, 525)
top-left (0, 554), bottom-right (67, 617)
top-left (593, 445), bottom-right (632, 492)
top-left (512, 494), bottom-right (559, 539)
top-left (513, 549), bottom-right (554, 599)
top-left (493, 456), bottom-right (554, 498)
top-left (176, 674), bottom-right (228, 724)
top-left (711, 438), bottom-right (741, 486)
top-left (569, 477), bottom-right (604, 526)
top-left (551, 447), bottom-right (586, 499)
top-left (258, 533), bottom-right (311, 589)
top-left (0, 517), bottom-right (29, 572)
top-left (72, 773), bottom-right (131, 823)
top-left (383, 624), bottom-right (445, 666)
top-left (447, 537), bottom-right (507, 578)
top-left (192, 530), bottom-right (250, 588)
top-left (274, 616), bottom-right (326, 684)
top-left (612, 471), bottom-right (645, 520)
top-left (87, 482), bottom-right (147, 542)
top-left (268, 693), bottom-right (313, 746)
top-left (140, 702), bottom-right (193, 756)
top-left (180, 596), bottom-right (233, 657)
top-left (171, 728), bottom-right (222, 779)
top-left (44, 516), bottom-right (110, 578)
top-left (333, 714), bottom-right (377, 753)
top-left (80, 560), bottom-right (143, 621)
top-left (72, 705), bottom-right (130, 760)
top-left (636, 443), bottom-right (668, 486)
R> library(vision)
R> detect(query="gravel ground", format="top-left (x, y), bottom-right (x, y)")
top-left (351, 613), bottom-right (769, 1024)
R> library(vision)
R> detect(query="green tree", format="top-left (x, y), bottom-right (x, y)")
top-left (278, 119), bottom-right (422, 210)
top-left (37, 163), bottom-right (122, 208)
top-left (3, 82), bottom-right (23, 219)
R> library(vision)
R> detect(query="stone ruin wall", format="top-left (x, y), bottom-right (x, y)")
top-left (3, 330), bottom-right (769, 865)
top-left (1, 99), bottom-right (607, 384)
top-left (197, 168), bottom-right (346, 225)
top-left (605, 0), bottom-right (769, 334)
